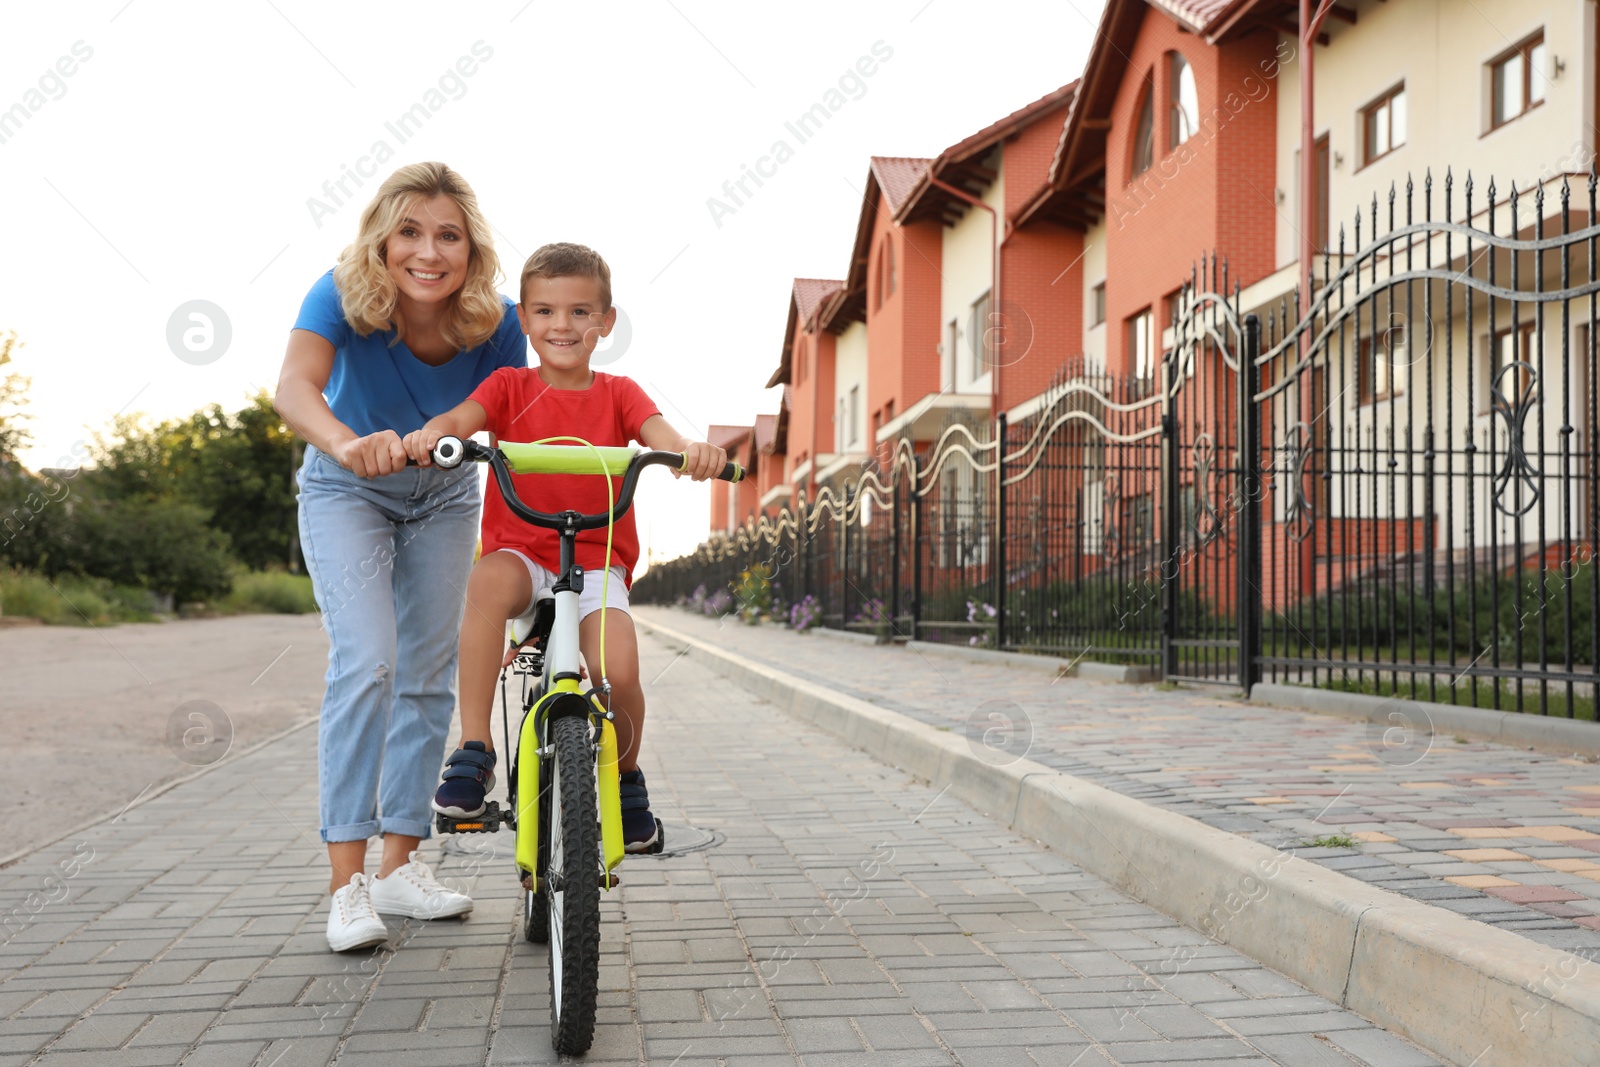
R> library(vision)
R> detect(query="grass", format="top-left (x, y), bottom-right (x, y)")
top-left (1318, 673), bottom-right (1598, 721)
top-left (217, 570), bottom-right (317, 615)
top-left (0, 568), bottom-right (158, 625)
top-left (1300, 834), bottom-right (1359, 849)
top-left (1, 566), bottom-right (317, 626)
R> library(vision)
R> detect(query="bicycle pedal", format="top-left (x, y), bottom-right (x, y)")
top-left (435, 801), bottom-right (505, 834)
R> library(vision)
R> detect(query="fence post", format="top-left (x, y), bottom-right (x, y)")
top-left (995, 412), bottom-right (1008, 650)
top-left (1238, 314), bottom-right (1263, 695)
top-left (911, 483), bottom-right (922, 641)
top-left (1161, 353), bottom-right (1180, 681)
top-left (798, 490), bottom-right (810, 607)
top-left (840, 485), bottom-right (851, 629)
top-left (890, 462), bottom-right (901, 632)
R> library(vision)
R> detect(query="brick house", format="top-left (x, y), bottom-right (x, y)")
top-left (890, 84), bottom-right (1082, 428)
top-left (821, 156), bottom-right (939, 473)
top-left (1005, 0), bottom-right (1600, 609)
top-left (706, 424), bottom-right (754, 534)
top-left (765, 278), bottom-right (844, 504)
top-left (708, 0), bottom-right (1600, 600)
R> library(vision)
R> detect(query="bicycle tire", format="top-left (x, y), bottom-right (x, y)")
top-left (523, 886), bottom-right (548, 944)
top-left (546, 712), bottom-right (600, 1055)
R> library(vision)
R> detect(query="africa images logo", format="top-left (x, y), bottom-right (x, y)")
top-left (705, 41), bottom-right (894, 229)
top-left (304, 41), bottom-right (494, 229)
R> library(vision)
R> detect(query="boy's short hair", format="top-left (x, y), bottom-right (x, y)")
top-left (519, 242), bottom-right (612, 310)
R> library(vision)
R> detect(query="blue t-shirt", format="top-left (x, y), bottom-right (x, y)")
top-left (293, 270), bottom-right (526, 437)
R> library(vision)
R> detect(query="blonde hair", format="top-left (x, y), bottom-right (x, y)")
top-left (333, 162), bottom-right (504, 351)
top-left (519, 242), bottom-right (612, 310)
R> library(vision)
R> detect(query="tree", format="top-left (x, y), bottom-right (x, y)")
top-left (89, 392), bottom-right (298, 571)
top-left (0, 332), bottom-right (30, 463)
top-left (63, 496), bottom-right (235, 603)
top-left (172, 393), bottom-right (298, 571)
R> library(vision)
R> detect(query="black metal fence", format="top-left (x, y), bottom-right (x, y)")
top-left (636, 170), bottom-right (1600, 720)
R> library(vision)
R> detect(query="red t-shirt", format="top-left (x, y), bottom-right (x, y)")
top-left (470, 368), bottom-right (661, 585)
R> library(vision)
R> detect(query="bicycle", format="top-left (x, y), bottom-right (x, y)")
top-left (428, 433), bottom-right (742, 1056)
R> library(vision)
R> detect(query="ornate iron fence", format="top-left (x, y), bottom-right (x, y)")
top-left (636, 170), bottom-right (1600, 720)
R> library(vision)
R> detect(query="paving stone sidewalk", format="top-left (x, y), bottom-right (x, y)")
top-left (639, 606), bottom-right (1600, 958)
top-left (0, 631), bottom-right (1442, 1066)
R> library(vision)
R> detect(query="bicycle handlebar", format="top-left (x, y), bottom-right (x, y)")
top-left (430, 436), bottom-right (744, 532)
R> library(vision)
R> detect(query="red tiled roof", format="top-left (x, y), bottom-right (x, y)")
top-left (793, 278), bottom-right (844, 325)
top-left (1147, 0), bottom-right (1232, 31)
top-left (870, 156), bottom-right (932, 215)
top-left (767, 282), bottom-right (844, 389)
top-left (1017, 0), bottom-right (1288, 229)
top-left (940, 82), bottom-right (1077, 169)
top-left (897, 81), bottom-right (1077, 225)
top-left (754, 414), bottom-right (778, 452)
top-left (707, 424), bottom-right (752, 450)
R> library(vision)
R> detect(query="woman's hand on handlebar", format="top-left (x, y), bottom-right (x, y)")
top-left (676, 440), bottom-right (728, 481)
top-left (332, 431), bottom-right (408, 478)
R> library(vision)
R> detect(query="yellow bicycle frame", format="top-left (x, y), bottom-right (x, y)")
top-left (515, 679), bottom-right (625, 890)
top-left (501, 441), bottom-right (645, 892)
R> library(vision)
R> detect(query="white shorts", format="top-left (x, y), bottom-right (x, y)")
top-left (499, 549), bottom-right (630, 623)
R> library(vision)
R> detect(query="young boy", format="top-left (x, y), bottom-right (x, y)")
top-left (403, 242), bottom-right (726, 851)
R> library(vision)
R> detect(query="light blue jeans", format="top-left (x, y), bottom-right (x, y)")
top-left (297, 446), bottom-right (480, 843)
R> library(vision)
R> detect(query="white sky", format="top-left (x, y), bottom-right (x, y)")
top-left (3, 0), bottom-right (1103, 565)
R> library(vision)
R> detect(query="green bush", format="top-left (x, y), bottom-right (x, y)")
top-left (219, 570), bottom-right (317, 615)
top-left (0, 567), bottom-right (157, 625)
top-left (39, 496), bottom-right (235, 604)
top-left (1278, 564), bottom-right (1598, 667)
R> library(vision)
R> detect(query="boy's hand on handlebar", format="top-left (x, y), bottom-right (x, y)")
top-left (403, 426), bottom-right (446, 467)
top-left (676, 440), bottom-right (727, 481)
top-left (333, 431), bottom-right (407, 478)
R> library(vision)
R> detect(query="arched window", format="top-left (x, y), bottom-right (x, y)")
top-left (1170, 53), bottom-right (1198, 147)
top-left (1132, 78), bottom-right (1155, 176)
top-left (875, 236), bottom-right (897, 309)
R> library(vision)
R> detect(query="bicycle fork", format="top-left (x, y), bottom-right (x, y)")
top-left (510, 686), bottom-right (625, 888)
top-left (439, 685), bottom-right (624, 885)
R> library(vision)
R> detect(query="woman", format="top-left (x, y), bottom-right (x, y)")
top-left (275, 162), bottom-right (525, 951)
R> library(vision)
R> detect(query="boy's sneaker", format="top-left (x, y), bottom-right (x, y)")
top-left (369, 851), bottom-right (473, 919)
top-left (432, 741), bottom-right (496, 817)
top-left (619, 769), bottom-right (662, 854)
top-left (327, 873), bottom-right (389, 952)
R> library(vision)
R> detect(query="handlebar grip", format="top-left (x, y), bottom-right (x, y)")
top-left (720, 461), bottom-right (745, 483)
top-left (433, 435), bottom-right (466, 469)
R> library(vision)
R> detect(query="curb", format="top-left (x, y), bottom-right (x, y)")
top-left (1251, 682), bottom-right (1600, 760)
top-left (813, 626), bottom-right (886, 647)
top-left (1076, 660), bottom-right (1159, 684)
top-left (904, 638), bottom-right (1073, 676)
top-left (638, 614), bottom-right (1600, 1067)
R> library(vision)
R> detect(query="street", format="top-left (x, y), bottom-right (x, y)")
top-left (0, 616), bottom-right (1441, 1066)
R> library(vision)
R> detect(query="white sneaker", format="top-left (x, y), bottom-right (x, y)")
top-left (368, 852), bottom-right (473, 920)
top-left (327, 873), bottom-right (389, 952)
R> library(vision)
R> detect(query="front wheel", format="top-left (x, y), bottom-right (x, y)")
top-left (522, 886), bottom-right (547, 944)
top-left (546, 713), bottom-right (600, 1055)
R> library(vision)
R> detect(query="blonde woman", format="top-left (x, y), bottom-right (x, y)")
top-left (275, 162), bottom-right (525, 951)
